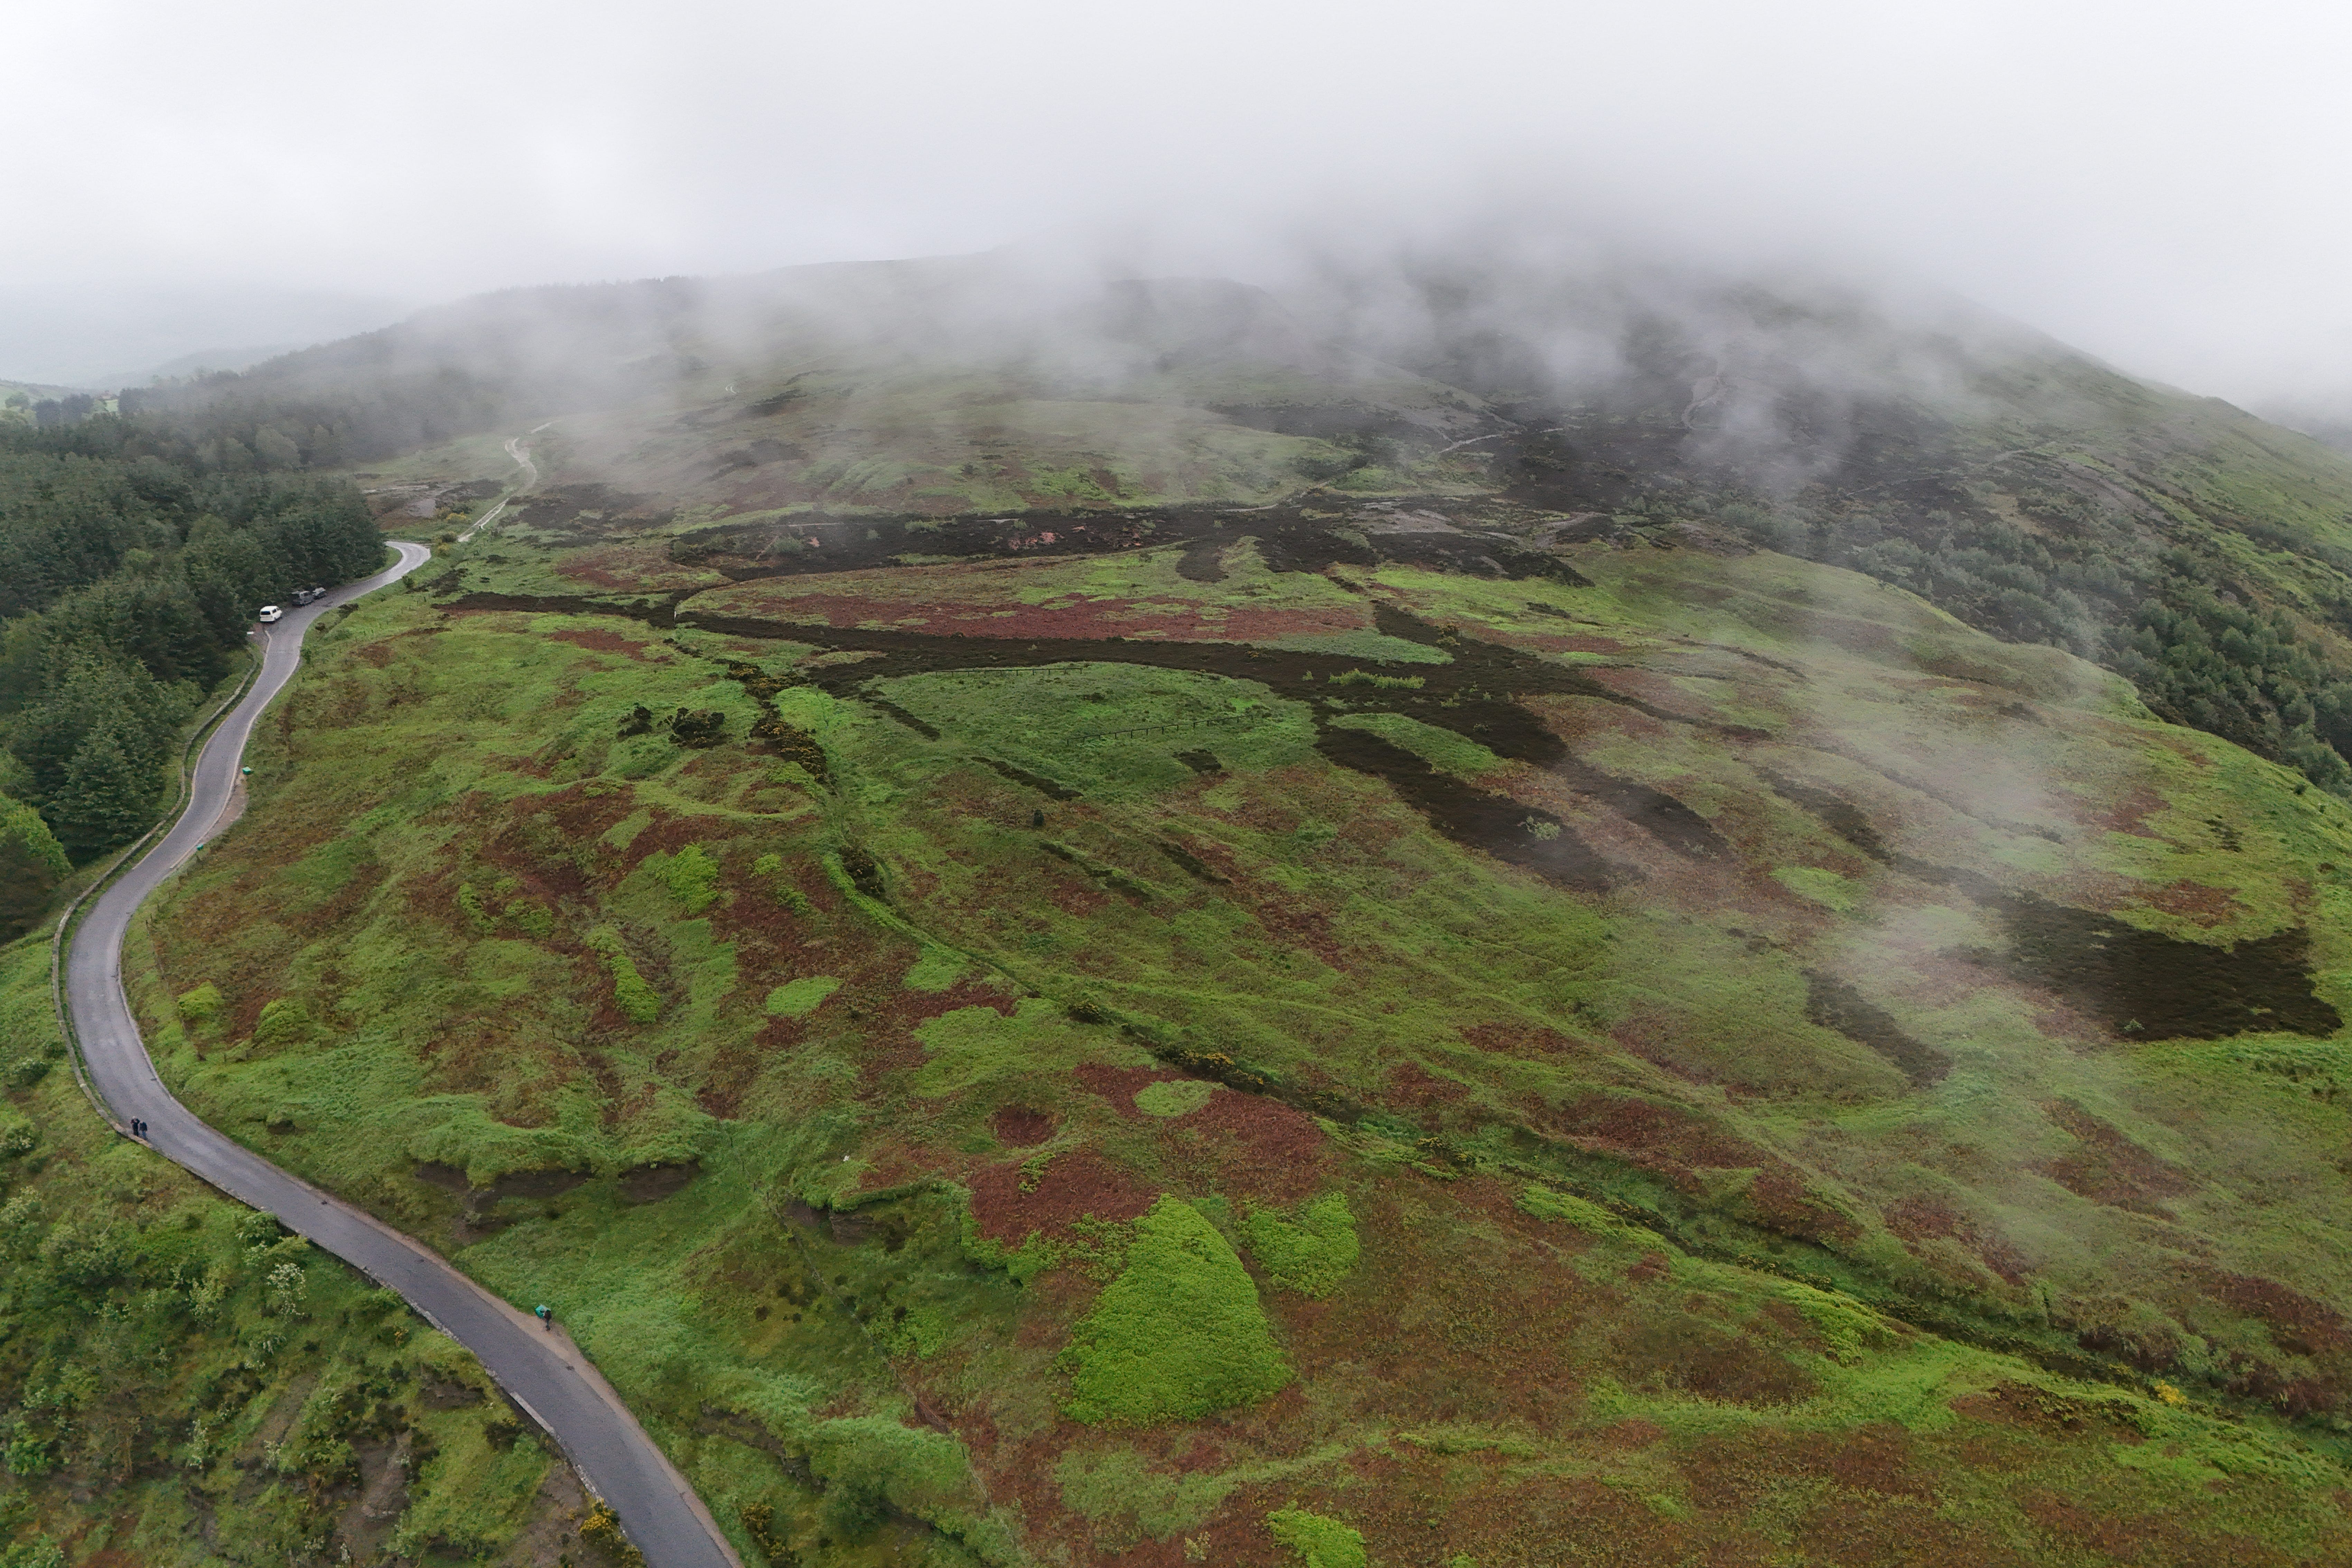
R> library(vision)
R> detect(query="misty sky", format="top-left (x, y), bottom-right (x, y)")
top-left (5, 0), bottom-right (2347, 403)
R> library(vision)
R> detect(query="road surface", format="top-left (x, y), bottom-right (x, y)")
top-left (60, 541), bottom-right (738, 1568)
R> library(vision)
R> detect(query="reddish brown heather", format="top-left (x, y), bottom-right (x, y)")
top-left (964, 1145), bottom-right (1157, 1243)
top-left (1459, 1018), bottom-right (1597, 1060)
top-left (1070, 1062), bottom-right (1189, 1116)
top-left (1882, 1195), bottom-right (2034, 1286)
top-left (2040, 1099), bottom-right (2195, 1215)
top-left (2136, 879), bottom-right (2246, 927)
top-left (989, 1106), bottom-right (1057, 1146)
top-left (1162, 1088), bottom-right (1335, 1207)
top-left (543, 625), bottom-right (655, 658)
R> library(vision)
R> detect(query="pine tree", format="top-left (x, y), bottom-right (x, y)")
top-left (0, 793), bottom-right (68, 939)
top-left (46, 727), bottom-right (155, 859)
top-left (252, 426), bottom-right (302, 468)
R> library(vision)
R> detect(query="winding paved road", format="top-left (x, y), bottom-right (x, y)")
top-left (62, 541), bottom-right (738, 1568)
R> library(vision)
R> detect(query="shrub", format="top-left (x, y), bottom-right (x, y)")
top-left (252, 997), bottom-right (314, 1051)
top-left (580, 1502), bottom-right (645, 1568)
top-left (1241, 1193), bottom-right (1360, 1298)
top-left (740, 1501), bottom-right (792, 1563)
top-left (267, 1259), bottom-right (308, 1315)
top-left (1, 1536), bottom-right (65, 1568)
top-left (1267, 1509), bottom-right (1368, 1568)
top-left (504, 899), bottom-right (554, 936)
top-left (661, 843), bottom-right (720, 913)
top-left (609, 953), bottom-right (661, 1023)
top-left (1061, 1195), bottom-right (1291, 1424)
top-left (176, 981), bottom-right (224, 1026)
top-left (0, 794), bottom-right (67, 941)
top-left (588, 928), bottom-right (663, 1023)
top-left (40, 1222), bottom-right (128, 1292)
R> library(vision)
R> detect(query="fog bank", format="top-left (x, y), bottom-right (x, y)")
top-left (6, 1), bottom-right (2348, 405)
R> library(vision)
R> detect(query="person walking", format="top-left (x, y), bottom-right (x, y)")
top-left (536, 1304), bottom-right (552, 1331)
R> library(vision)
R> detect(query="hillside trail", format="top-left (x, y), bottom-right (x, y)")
top-left (56, 541), bottom-right (739, 1568)
top-left (457, 428), bottom-right (544, 541)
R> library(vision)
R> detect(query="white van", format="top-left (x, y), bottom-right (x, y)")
top-left (258, 605), bottom-right (283, 624)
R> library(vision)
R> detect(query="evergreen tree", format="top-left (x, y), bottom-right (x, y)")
top-left (0, 793), bottom-right (68, 939)
top-left (46, 726), bottom-right (155, 858)
top-left (6, 656), bottom-right (186, 804)
top-left (252, 426), bottom-right (302, 468)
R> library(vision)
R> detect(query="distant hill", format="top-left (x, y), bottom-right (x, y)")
top-left (0, 279), bottom-right (404, 389)
top-left (119, 251), bottom-right (2352, 802)
top-left (113, 342), bottom-right (310, 385)
top-left (0, 377), bottom-right (96, 423)
top-left (2259, 399), bottom-right (2352, 457)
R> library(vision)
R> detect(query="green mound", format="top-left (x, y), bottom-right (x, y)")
top-left (1268, 1509), bottom-right (1370, 1568)
top-left (1242, 1193), bottom-right (1360, 1298)
top-left (1060, 1196), bottom-right (1292, 1425)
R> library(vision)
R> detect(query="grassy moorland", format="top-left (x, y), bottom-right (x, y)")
top-left (117, 486), bottom-right (2352, 1565)
top-left (0, 932), bottom-right (586, 1567)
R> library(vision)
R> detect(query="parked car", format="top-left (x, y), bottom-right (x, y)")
top-left (258, 605), bottom-right (283, 623)
top-left (293, 588), bottom-right (316, 607)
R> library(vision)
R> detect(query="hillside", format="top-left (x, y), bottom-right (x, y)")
top-left (0, 382), bottom-right (98, 427)
top-left (17, 256), bottom-right (2352, 1564)
top-left (0, 934), bottom-right (588, 1565)
top-left (130, 256), bottom-right (2352, 806)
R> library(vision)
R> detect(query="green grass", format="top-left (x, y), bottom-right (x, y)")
top-left (1056, 1445), bottom-right (1232, 1543)
top-left (1134, 1079), bottom-right (1216, 1117)
top-left (1771, 865), bottom-right (1860, 911)
top-left (765, 975), bottom-right (841, 1017)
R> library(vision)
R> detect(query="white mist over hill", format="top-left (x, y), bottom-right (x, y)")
top-left (6, 1), bottom-right (2349, 409)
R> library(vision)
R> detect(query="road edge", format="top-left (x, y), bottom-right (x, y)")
top-left (48, 539), bottom-right (744, 1568)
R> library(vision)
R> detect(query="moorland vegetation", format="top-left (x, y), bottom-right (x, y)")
top-left (0, 939), bottom-right (580, 1565)
top-left (15, 258), bottom-right (2352, 1564)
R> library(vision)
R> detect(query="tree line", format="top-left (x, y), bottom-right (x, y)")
top-left (1718, 487), bottom-right (2352, 796)
top-left (0, 416), bottom-right (385, 936)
